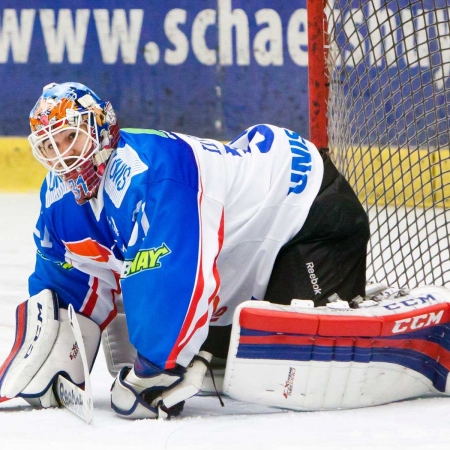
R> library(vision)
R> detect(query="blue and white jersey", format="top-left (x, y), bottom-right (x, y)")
top-left (29, 172), bottom-right (123, 330)
top-left (29, 124), bottom-right (323, 370)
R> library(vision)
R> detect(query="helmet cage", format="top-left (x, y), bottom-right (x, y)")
top-left (28, 109), bottom-right (100, 176)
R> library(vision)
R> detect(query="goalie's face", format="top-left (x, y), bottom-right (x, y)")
top-left (31, 112), bottom-right (99, 175)
top-left (38, 121), bottom-right (95, 174)
top-left (28, 82), bottom-right (120, 205)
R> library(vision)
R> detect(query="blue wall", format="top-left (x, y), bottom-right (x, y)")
top-left (0, 1), bottom-right (310, 140)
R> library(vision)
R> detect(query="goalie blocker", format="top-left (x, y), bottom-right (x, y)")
top-left (223, 285), bottom-right (450, 410)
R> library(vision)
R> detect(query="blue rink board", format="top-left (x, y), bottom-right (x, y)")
top-left (0, 0), bottom-right (448, 142)
top-left (0, 0), bottom-right (310, 140)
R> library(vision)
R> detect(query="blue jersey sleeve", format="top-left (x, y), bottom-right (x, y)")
top-left (28, 201), bottom-right (94, 312)
top-left (120, 177), bottom-right (224, 370)
top-left (29, 250), bottom-right (92, 311)
top-left (28, 181), bottom-right (122, 329)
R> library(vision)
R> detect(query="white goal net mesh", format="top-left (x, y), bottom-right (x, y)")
top-left (325, 0), bottom-right (450, 288)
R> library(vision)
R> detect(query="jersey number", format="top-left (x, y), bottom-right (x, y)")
top-left (68, 176), bottom-right (89, 200)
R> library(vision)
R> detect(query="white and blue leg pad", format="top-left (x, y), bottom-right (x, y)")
top-left (0, 290), bottom-right (60, 399)
top-left (0, 290), bottom-right (101, 407)
top-left (223, 285), bottom-right (450, 410)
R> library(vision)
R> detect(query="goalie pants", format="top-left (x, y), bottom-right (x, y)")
top-left (264, 149), bottom-right (370, 307)
top-left (202, 150), bottom-right (370, 358)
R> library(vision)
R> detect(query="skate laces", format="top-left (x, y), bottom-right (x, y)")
top-left (194, 354), bottom-right (225, 408)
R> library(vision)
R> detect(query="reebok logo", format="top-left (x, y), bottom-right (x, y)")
top-left (58, 381), bottom-right (84, 416)
top-left (306, 262), bottom-right (321, 295)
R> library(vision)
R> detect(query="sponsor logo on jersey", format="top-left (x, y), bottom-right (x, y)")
top-left (37, 249), bottom-right (73, 270)
top-left (285, 129), bottom-right (312, 195)
top-left (45, 171), bottom-right (71, 207)
top-left (104, 145), bottom-right (148, 208)
top-left (122, 243), bottom-right (171, 277)
top-left (210, 295), bottom-right (228, 322)
top-left (391, 309), bottom-right (445, 334)
top-left (109, 158), bottom-right (132, 191)
top-left (62, 238), bottom-right (122, 287)
top-left (64, 238), bottom-right (115, 264)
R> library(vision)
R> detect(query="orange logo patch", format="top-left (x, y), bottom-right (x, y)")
top-left (64, 238), bottom-right (113, 263)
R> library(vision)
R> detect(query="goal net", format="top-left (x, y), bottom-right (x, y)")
top-left (310, 0), bottom-right (450, 288)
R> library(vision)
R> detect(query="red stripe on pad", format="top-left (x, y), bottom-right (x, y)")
top-left (239, 308), bottom-right (380, 337)
top-left (240, 309), bottom-right (320, 335)
top-left (0, 302), bottom-right (27, 381)
top-left (318, 315), bottom-right (381, 336)
top-left (240, 334), bottom-right (314, 346)
top-left (240, 303), bottom-right (450, 338)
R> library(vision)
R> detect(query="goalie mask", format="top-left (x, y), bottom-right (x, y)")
top-left (28, 82), bottom-right (120, 204)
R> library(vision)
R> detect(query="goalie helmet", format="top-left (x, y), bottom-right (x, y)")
top-left (28, 82), bottom-right (120, 204)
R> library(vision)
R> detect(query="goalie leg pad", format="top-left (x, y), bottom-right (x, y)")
top-left (20, 308), bottom-right (101, 407)
top-left (0, 290), bottom-right (101, 407)
top-left (0, 290), bottom-right (60, 399)
top-left (223, 286), bottom-right (450, 410)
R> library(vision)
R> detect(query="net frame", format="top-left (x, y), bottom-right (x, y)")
top-left (307, 0), bottom-right (450, 288)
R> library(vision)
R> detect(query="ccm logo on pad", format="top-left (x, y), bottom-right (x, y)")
top-left (391, 309), bottom-right (445, 334)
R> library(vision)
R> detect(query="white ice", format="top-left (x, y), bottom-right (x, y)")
top-left (1, 193), bottom-right (450, 450)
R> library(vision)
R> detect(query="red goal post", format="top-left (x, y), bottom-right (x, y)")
top-left (307, 0), bottom-right (329, 150)
top-left (307, 0), bottom-right (450, 288)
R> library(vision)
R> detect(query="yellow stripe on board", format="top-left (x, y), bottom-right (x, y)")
top-left (1, 138), bottom-right (449, 208)
top-left (0, 137), bottom-right (47, 192)
top-left (433, 150), bottom-right (450, 207)
top-left (342, 146), bottom-right (450, 208)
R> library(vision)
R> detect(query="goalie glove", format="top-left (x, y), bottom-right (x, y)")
top-left (111, 351), bottom-right (212, 419)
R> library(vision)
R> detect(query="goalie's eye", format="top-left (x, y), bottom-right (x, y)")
top-left (42, 139), bottom-right (54, 155)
